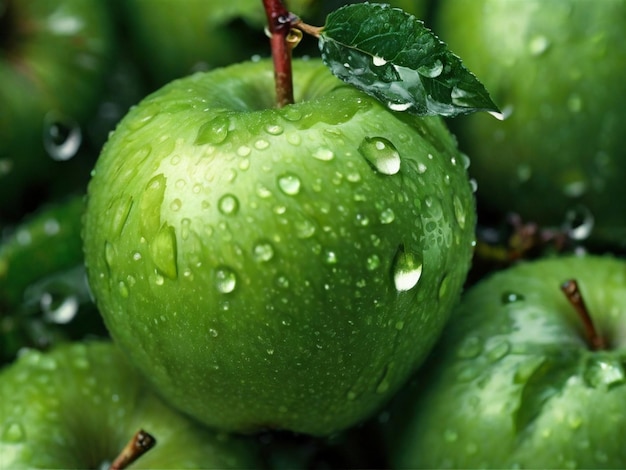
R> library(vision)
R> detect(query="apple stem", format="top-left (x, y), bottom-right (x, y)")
top-left (262, 0), bottom-right (297, 107)
top-left (109, 429), bottom-right (156, 470)
top-left (560, 279), bottom-right (606, 351)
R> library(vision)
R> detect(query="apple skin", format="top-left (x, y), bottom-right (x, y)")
top-left (434, 0), bottom-right (626, 248)
top-left (386, 255), bottom-right (626, 469)
top-left (0, 0), bottom-right (115, 221)
top-left (0, 340), bottom-right (262, 469)
top-left (82, 58), bottom-right (476, 436)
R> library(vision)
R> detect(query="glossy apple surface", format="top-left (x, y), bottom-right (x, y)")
top-left (0, 340), bottom-right (261, 469)
top-left (434, 0), bottom-right (626, 248)
top-left (83, 58), bottom-right (476, 436)
top-left (387, 255), bottom-right (626, 468)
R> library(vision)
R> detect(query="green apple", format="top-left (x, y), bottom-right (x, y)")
top-left (386, 255), bottom-right (626, 468)
top-left (119, 0), bottom-right (314, 87)
top-left (0, 0), bottom-right (116, 221)
top-left (82, 58), bottom-right (476, 436)
top-left (434, 0), bottom-right (626, 248)
top-left (0, 340), bottom-right (261, 469)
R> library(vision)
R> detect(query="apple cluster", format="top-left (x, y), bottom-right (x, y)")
top-left (2, 0), bottom-right (626, 468)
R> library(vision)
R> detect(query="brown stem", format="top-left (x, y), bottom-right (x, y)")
top-left (262, 0), bottom-right (296, 107)
top-left (561, 279), bottom-right (606, 351)
top-left (109, 429), bottom-right (156, 470)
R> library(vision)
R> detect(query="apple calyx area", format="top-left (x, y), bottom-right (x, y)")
top-left (561, 279), bottom-right (607, 351)
top-left (262, 0), bottom-right (322, 107)
top-left (109, 429), bottom-right (156, 470)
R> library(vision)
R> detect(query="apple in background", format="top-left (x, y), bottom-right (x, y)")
top-left (82, 58), bottom-right (477, 436)
top-left (433, 0), bottom-right (626, 249)
top-left (0, 340), bottom-right (262, 469)
top-left (385, 255), bottom-right (626, 468)
top-left (118, 0), bottom-right (315, 88)
top-left (0, 0), bottom-right (116, 221)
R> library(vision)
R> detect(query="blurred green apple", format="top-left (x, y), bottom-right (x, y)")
top-left (119, 0), bottom-right (315, 87)
top-left (434, 0), bottom-right (626, 248)
top-left (0, 0), bottom-right (116, 220)
top-left (83, 58), bottom-right (476, 436)
top-left (0, 340), bottom-right (262, 469)
top-left (387, 255), bottom-right (626, 468)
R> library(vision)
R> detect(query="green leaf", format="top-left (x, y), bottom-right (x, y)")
top-left (319, 3), bottom-right (500, 117)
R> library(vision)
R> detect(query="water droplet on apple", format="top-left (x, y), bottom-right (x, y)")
top-left (366, 254), bottom-right (381, 271)
top-left (140, 174), bottom-right (166, 236)
top-left (195, 114), bottom-right (230, 145)
top-left (218, 194), bottom-right (239, 215)
top-left (110, 196), bottom-right (134, 237)
top-left (264, 123), bottom-right (283, 135)
top-left (169, 198), bottom-right (182, 212)
top-left (118, 281), bottom-right (129, 298)
top-left (528, 35), bottom-right (550, 56)
top-left (295, 218), bottom-right (316, 238)
top-left (584, 358), bottom-right (626, 388)
top-left (104, 241), bottom-right (116, 270)
top-left (43, 112), bottom-right (82, 161)
top-left (277, 173), bottom-right (301, 196)
top-left (501, 291), bottom-right (525, 304)
top-left (392, 245), bottom-right (423, 292)
top-left (324, 250), bottom-right (338, 264)
top-left (379, 208), bottom-right (395, 224)
top-left (418, 59), bottom-right (443, 78)
top-left (2, 422), bottom-right (26, 443)
top-left (453, 195), bottom-right (466, 229)
top-left (358, 137), bottom-right (401, 175)
top-left (563, 205), bottom-right (594, 240)
top-left (486, 340), bottom-right (511, 362)
top-left (456, 336), bottom-right (483, 359)
top-left (150, 224), bottom-right (178, 280)
top-left (253, 241), bottom-right (275, 262)
top-left (40, 292), bottom-right (79, 324)
top-left (208, 328), bottom-right (218, 338)
top-left (254, 139), bottom-right (270, 150)
top-left (438, 274), bottom-right (451, 300)
top-left (312, 147), bottom-right (335, 161)
top-left (215, 267), bottom-right (237, 294)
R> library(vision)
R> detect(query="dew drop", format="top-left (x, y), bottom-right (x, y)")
top-left (392, 245), bottom-right (423, 292)
top-left (295, 219), bottom-right (316, 239)
top-left (110, 196), bottom-right (133, 238)
top-left (215, 267), bottom-right (237, 293)
top-left (118, 281), bottom-right (129, 298)
top-left (366, 254), bottom-right (381, 271)
top-left (453, 195), bottom-right (466, 229)
top-left (528, 35), bottom-right (550, 56)
top-left (501, 291), bottom-right (525, 304)
top-left (195, 114), bottom-right (230, 145)
top-left (359, 137), bottom-right (401, 175)
top-left (254, 139), bottom-right (270, 150)
top-left (418, 59), bottom-right (443, 78)
top-left (218, 194), bottom-right (239, 215)
top-left (2, 422), bottom-right (26, 443)
top-left (41, 292), bottom-right (79, 324)
top-left (150, 224), bottom-right (178, 280)
top-left (169, 198), bottom-right (182, 212)
top-left (277, 173), bottom-right (301, 196)
top-left (43, 112), bottom-right (82, 161)
top-left (584, 358), bottom-right (626, 388)
top-left (104, 241), bottom-right (115, 270)
top-left (313, 147), bottom-right (335, 161)
top-left (140, 174), bottom-right (166, 236)
top-left (265, 123), bottom-right (283, 135)
top-left (208, 328), bottom-right (218, 338)
top-left (253, 241), bottom-right (275, 262)
top-left (324, 250), bottom-right (338, 265)
top-left (563, 205), bottom-right (594, 240)
top-left (380, 208), bottom-right (395, 224)
top-left (457, 336), bottom-right (483, 359)
top-left (372, 55), bottom-right (387, 66)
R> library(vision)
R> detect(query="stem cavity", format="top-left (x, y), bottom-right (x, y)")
top-left (561, 279), bottom-right (606, 351)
